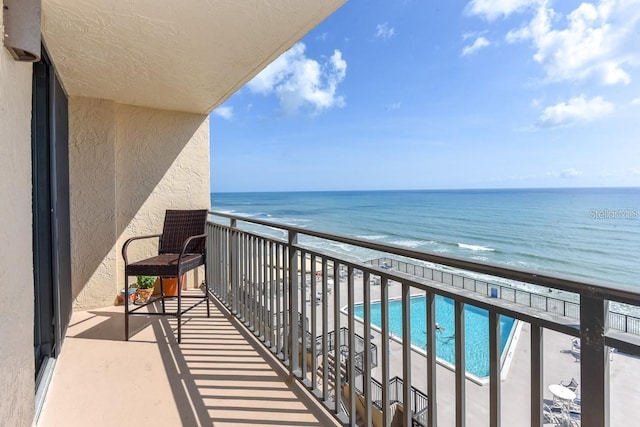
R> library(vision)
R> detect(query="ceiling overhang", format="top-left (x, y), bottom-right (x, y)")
top-left (41, 0), bottom-right (346, 114)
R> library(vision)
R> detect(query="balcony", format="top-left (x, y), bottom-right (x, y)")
top-left (38, 211), bottom-right (640, 427)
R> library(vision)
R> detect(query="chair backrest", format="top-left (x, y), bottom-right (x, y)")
top-left (159, 209), bottom-right (208, 255)
top-left (568, 378), bottom-right (578, 391)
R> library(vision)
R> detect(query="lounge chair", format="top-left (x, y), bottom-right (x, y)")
top-left (560, 377), bottom-right (579, 392)
top-left (543, 403), bottom-right (563, 424)
top-left (568, 409), bottom-right (581, 426)
top-left (570, 338), bottom-right (581, 361)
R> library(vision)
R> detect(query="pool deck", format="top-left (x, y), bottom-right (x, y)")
top-left (305, 270), bottom-right (640, 426)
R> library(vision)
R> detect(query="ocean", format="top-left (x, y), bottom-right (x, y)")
top-left (210, 188), bottom-right (640, 291)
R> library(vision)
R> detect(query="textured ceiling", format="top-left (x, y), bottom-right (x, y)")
top-left (41, 0), bottom-right (345, 114)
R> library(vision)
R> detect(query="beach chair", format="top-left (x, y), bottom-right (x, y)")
top-left (560, 377), bottom-right (579, 392)
top-left (543, 403), bottom-right (563, 424)
top-left (570, 338), bottom-right (581, 361)
top-left (571, 337), bottom-right (580, 350)
top-left (122, 209), bottom-right (210, 343)
top-left (568, 409), bottom-right (581, 426)
top-left (569, 396), bottom-right (581, 413)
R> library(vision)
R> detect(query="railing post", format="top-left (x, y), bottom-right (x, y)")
top-left (333, 262), bottom-right (342, 418)
top-left (347, 266), bottom-right (357, 426)
top-left (402, 282), bottom-right (412, 427)
top-left (288, 231), bottom-right (299, 376)
top-left (363, 270), bottom-right (373, 427)
top-left (489, 312), bottom-right (501, 427)
top-left (530, 325), bottom-right (543, 426)
top-left (580, 296), bottom-right (610, 427)
top-left (425, 292), bottom-right (437, 427)
top-left (381, 277), bottom-right (390, 426)
top-left (229, 219), bottom-right (238, 314)
top-left (455, 300), bottom-right (465, 427)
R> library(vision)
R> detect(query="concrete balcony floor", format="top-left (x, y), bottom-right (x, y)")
top-left (37, 294), bottom-right (339, 427)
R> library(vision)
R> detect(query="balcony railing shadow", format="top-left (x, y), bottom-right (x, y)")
top-left (38, 295), bottom-right (338, 427)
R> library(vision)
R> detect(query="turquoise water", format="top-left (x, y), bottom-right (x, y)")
top-left (353, 296), bottom-right (516, 378)
top-left (212, 188), bottom-right (640, 289)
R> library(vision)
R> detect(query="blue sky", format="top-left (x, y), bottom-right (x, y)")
top-left (210, 0), bottom-right (640, 192)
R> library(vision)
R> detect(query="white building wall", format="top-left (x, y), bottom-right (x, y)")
top-left (68, 97), bottom-right (118, 308)
top-left (0, 6), bottom-right (36, 425)
top-left (69, 98), bottom-right (210, 310)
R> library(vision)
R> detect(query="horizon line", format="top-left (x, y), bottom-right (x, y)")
top-left (210, 185), bottom-right (640, 194)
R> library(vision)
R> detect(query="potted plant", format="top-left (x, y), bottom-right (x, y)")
top-left (136, 275), bottom-right (156, 303)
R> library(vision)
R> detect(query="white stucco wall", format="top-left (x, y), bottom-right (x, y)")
top-left (0, 7), bottom-right (36, 425)
top-left (69, 98), bottom-right (210, 310)
top-left (68, 97), bottom-right (118, 308)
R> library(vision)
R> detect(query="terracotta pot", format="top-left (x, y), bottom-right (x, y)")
top-left (162, 275), bottom-right (184, 297)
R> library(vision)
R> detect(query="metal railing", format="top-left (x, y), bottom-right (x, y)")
top-left (369, 257), bottom-right (640, 335)
top-left (304, 326), bottom-right (378, 372)
top-left (206, 211), bottom-right (640, 427)
top-left (352, 373), bottom-right (429, 426)
top-left (333, 327), bottom-right (379, 370)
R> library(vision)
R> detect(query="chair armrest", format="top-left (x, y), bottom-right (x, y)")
top-left (122, 234), bottom-right (162, 264)
top-left (178, 233), bottom-right (207, 260)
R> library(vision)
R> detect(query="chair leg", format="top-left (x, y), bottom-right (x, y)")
top-left (206, 287), bottom-right (210, 317)
top-left (177, 275), bottom-right (182, 343)
top-left (204, 263), bottom-right (210, 317)
top-left (124, 274), bottom-right (129, 341)
top-left (160, 277), bottom-right (166, 314)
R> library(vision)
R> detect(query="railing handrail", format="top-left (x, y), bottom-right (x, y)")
top-left (209, 210), bottom-right (640, 306)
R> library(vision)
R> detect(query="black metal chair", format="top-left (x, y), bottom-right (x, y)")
top-left (122, 209), bottom-right (210, 342)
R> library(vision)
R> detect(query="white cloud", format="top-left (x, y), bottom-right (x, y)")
top-left (630, 168), bottom-right (640, 175)
top-left (461, 36), bottom-right (491, 56)
top-left (466, 0), bottom-right (541, 20)
top-left (462, 30), bottom-right (488, 41)
top-left (547, 168), bottom-right (583, 178)
top-left (375, 23), bottom-right (395, 39)
top-left (386, 102), bottom-right (401, 111)
top-left (212, 106), bottom-right (233, 120)
top-left (316, 32), bottom-right (328, 41)
top-left (560, 168), bottom-right (583, 178)
top-left (536, 95), bottom-right (614, 128)
top-left (247, 43), bottom-right (347, 115)
top-left (631, 98), bottom-right (640, 105)
top-left (505, 0), bottom-right (640, 85)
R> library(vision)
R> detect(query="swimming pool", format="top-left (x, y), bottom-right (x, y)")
top-left (353, 295), bottom-right (516, 378)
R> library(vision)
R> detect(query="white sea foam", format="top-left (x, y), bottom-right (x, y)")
top-left (389, 239), bottom-right (428, 249)
top-left (433, 248), bottom-right (450, 253)
top-left (330, 242), bottom-right (355, 252)
top-left (355, 235), bottom-right (388, 240)
top-left (458, 243), bottom-right (495, 252)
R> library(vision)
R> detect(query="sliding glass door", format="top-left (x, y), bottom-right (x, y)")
top-left (31, 46), bottom-right (72, 389)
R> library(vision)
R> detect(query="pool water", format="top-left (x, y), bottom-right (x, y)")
top-left (353, 295), bottom-right (516, 378)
